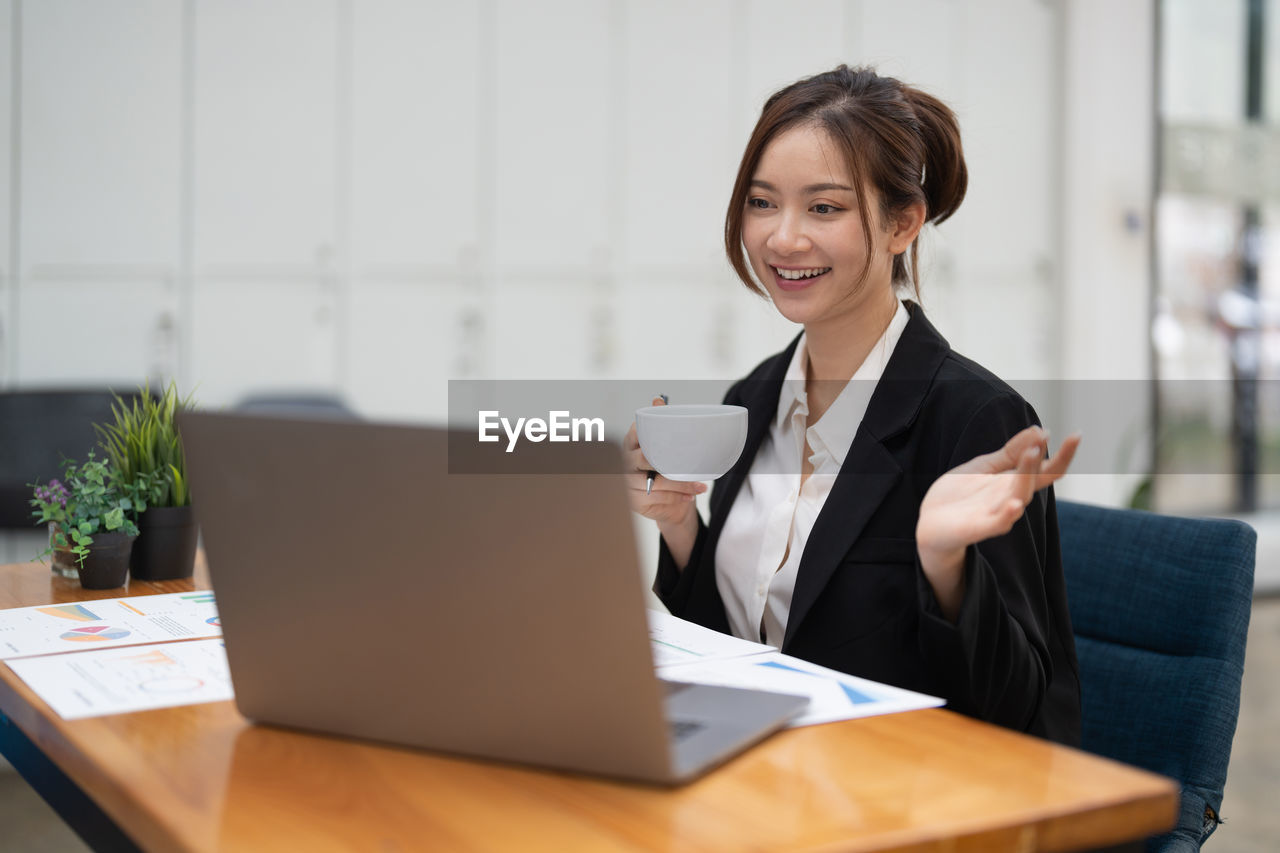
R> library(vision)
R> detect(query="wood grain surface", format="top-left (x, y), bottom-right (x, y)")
top-left (0, 558), bottom-right (1177, 852)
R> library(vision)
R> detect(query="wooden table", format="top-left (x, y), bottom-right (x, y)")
top-left (0, 558), bottom-right (1178, 852)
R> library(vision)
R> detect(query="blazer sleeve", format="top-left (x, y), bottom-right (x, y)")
top-left (654, 514), bottom-right (706, 614)
top-left (914, 392), bottom-right (1057, 732)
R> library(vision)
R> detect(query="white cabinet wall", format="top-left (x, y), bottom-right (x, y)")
top-left (192, 0), bottom-right (338, 269)
top-left (936, 0), bottom-right (1060, 378)
top-left (5, 0), bottom-right (1065, 414)
top-left (346, 1), bottom-right (483, 419)
top-left (493, 0), bottom-right (612, 270)
top-left (189, 0), bottom-right (340, 405)
top-left (21, 0), bottom-right (182, 270)
top-left (348, 0), bottom-right (481, 270)
top-left (622, 0), bottom-right (735, 272)
top-left (15, 0), bottom-right (182, 385)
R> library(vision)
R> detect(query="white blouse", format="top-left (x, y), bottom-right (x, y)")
top-left (714, 300), bottom-right (910, 647)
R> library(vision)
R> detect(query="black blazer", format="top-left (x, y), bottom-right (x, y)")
top-left (655, 303), bottom-right (1082, 745)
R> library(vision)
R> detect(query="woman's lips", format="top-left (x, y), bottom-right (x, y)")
top-left (771, 267), bottom-right (830, 292)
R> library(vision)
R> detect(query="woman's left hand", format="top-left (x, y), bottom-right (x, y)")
top-left (915, 426), bottom-right (1081, 622)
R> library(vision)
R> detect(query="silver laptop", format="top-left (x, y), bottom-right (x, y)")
top-left (180, 411), bottom-right (805, 784)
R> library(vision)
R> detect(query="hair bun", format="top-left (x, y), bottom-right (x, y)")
top-left (903, 87), bottom-right (967, 225)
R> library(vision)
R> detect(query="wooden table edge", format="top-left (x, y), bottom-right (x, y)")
top-left (0, 561), bottom-right (217, 852)
top-left (0, 560), bottom-right (1184, 853)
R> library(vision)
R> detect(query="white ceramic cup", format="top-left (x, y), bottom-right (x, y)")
top-left (634, 404), bottom-right (749, 482)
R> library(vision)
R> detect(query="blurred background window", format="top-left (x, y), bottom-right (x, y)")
top-left (1156, 0), bottom-right (1280, 513)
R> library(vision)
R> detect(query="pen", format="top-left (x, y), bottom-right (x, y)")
top-left (645, 394), bottom-right (669, 495)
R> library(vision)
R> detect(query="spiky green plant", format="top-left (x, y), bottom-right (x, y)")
top-left (96, 381), bottom-right (196, 508)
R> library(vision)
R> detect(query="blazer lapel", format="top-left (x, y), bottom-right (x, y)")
top-left (782, 302), bottom-right (951, 649)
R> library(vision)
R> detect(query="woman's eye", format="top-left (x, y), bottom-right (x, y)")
top-left (812, 203), bottom-right (840, 215)
top-left (747, 198), bottom-right (771, 210)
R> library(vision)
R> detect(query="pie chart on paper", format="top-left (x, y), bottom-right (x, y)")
top-left (60, 626), bottom-right (131, 643)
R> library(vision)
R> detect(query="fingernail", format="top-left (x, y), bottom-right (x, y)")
top-left (695, 483), bottom-right (708, 493)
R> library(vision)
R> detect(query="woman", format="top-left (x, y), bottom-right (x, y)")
top-left (625, 65), bottom-right (1082, 745)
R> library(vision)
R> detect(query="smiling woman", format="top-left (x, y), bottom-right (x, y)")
top-left (622, 65), bottom-right (1084, 747)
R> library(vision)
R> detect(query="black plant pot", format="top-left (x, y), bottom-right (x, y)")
top-left (77, 532), bottom-right (135, 590)
top-left (131, 506), bottom-right (199, 581)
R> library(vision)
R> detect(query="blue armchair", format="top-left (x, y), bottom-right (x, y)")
top-left (1057, 500), bottom-right (1255, 852)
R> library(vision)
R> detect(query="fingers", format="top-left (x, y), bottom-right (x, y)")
top-left (627, 471), bottom-right (705, 497)
top-left (626, 395), bottom-right (667, 454)
top-left (629, 395), bottom-right (690, 522)
top-left (992, 496), bottom-right (1026, 530)
top-left (625, 472), bottom-right (705, 526)
top-left (1011, 441), bottom-right (1043, 506)
top-left (637, 486), bottom-right (699, 506)
top-left (1004, 426), bottom-right (1049, 470)
top-left (986, 430), bottom-right (1080, 523)
top-left (625, 444), bottom-right (653, 472)
top-left (919, 429), bottom-right (1080, 557)
top-left (961, 426), bottom-right (1082, 488)
top-left (1035, 432), bottom-right (1081, 487)
top-left (954, 425), bottom-right (1046, 475)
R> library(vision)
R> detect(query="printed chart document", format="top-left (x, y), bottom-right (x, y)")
top-left (0, 592), bottom-right (220, 659)
top-left (646, 608), bottom-right (772, 666)
top-left (649, 611), bottom-right (943, 727)
top-left (660, 652), bottom-right (944, 727)
top-left (6, 639), bottom-right (232, 719)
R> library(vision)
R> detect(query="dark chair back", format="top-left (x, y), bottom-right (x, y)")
top-left (0, 390), bottom-right (137, 530)
top-left (1058, 500), bottom-right (1255, 852)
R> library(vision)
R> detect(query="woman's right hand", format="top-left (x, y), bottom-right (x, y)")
top-left (624, 397), bottom-right (705, 567)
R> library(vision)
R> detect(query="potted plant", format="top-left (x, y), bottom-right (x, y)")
top-left (29, 453), bottom-right (152, 589)
top-left (96, 381), bottom-right (199, 581)
top-left (31, 478), bottom-right (78, 578)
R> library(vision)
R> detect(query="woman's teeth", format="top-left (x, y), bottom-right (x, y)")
top-left (774, 267), bottom-right (830, 280)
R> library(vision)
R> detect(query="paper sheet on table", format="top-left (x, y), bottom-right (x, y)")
top-left (6, 639), bottom-right (233, 719)
top-left (0, 592), bottom-right (221, 659)
top-left (646, 609), bottom-right (773, 667)
top-left (659, 651), bottom-right (944, 727)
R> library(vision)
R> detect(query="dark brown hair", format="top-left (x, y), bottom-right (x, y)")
top-left (724, 65), bottom-right (967, 297)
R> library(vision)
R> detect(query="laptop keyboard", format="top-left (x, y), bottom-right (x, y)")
top-left (669, 720), bottom-right (705, 742)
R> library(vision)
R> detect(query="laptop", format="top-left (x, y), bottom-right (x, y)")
top-left (179, 411), bottom-right (806, 784)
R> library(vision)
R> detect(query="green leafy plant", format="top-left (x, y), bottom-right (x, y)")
top-left (29, 453), bottom-right (155, 568)
top-left (96, 381), bottom-right (196, 508)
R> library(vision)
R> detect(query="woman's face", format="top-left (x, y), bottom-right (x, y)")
top-left (741, 124), bottom-right (898, 329)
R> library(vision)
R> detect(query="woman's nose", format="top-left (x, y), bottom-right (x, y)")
top-left (766, 212), bottom-right (811, 255)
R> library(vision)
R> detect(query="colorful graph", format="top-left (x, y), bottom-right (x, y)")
top-left (118, 649), bottom-right (175, 666)
top-left (181, 593), bottom-right (215, 604)
top-left (61, 626), bottom-right (131, 643)
top-left (37, 604), bottom-right (101, 623)
top-left (138, 676), bottom-right (204, 694)
top-left (758, 660), bottom-right (876, 705)
top-left (206, 616), bottom-right (221, 627)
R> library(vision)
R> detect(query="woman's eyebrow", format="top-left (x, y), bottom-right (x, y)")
top-left (750, 179), bottom-right (855, 193)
